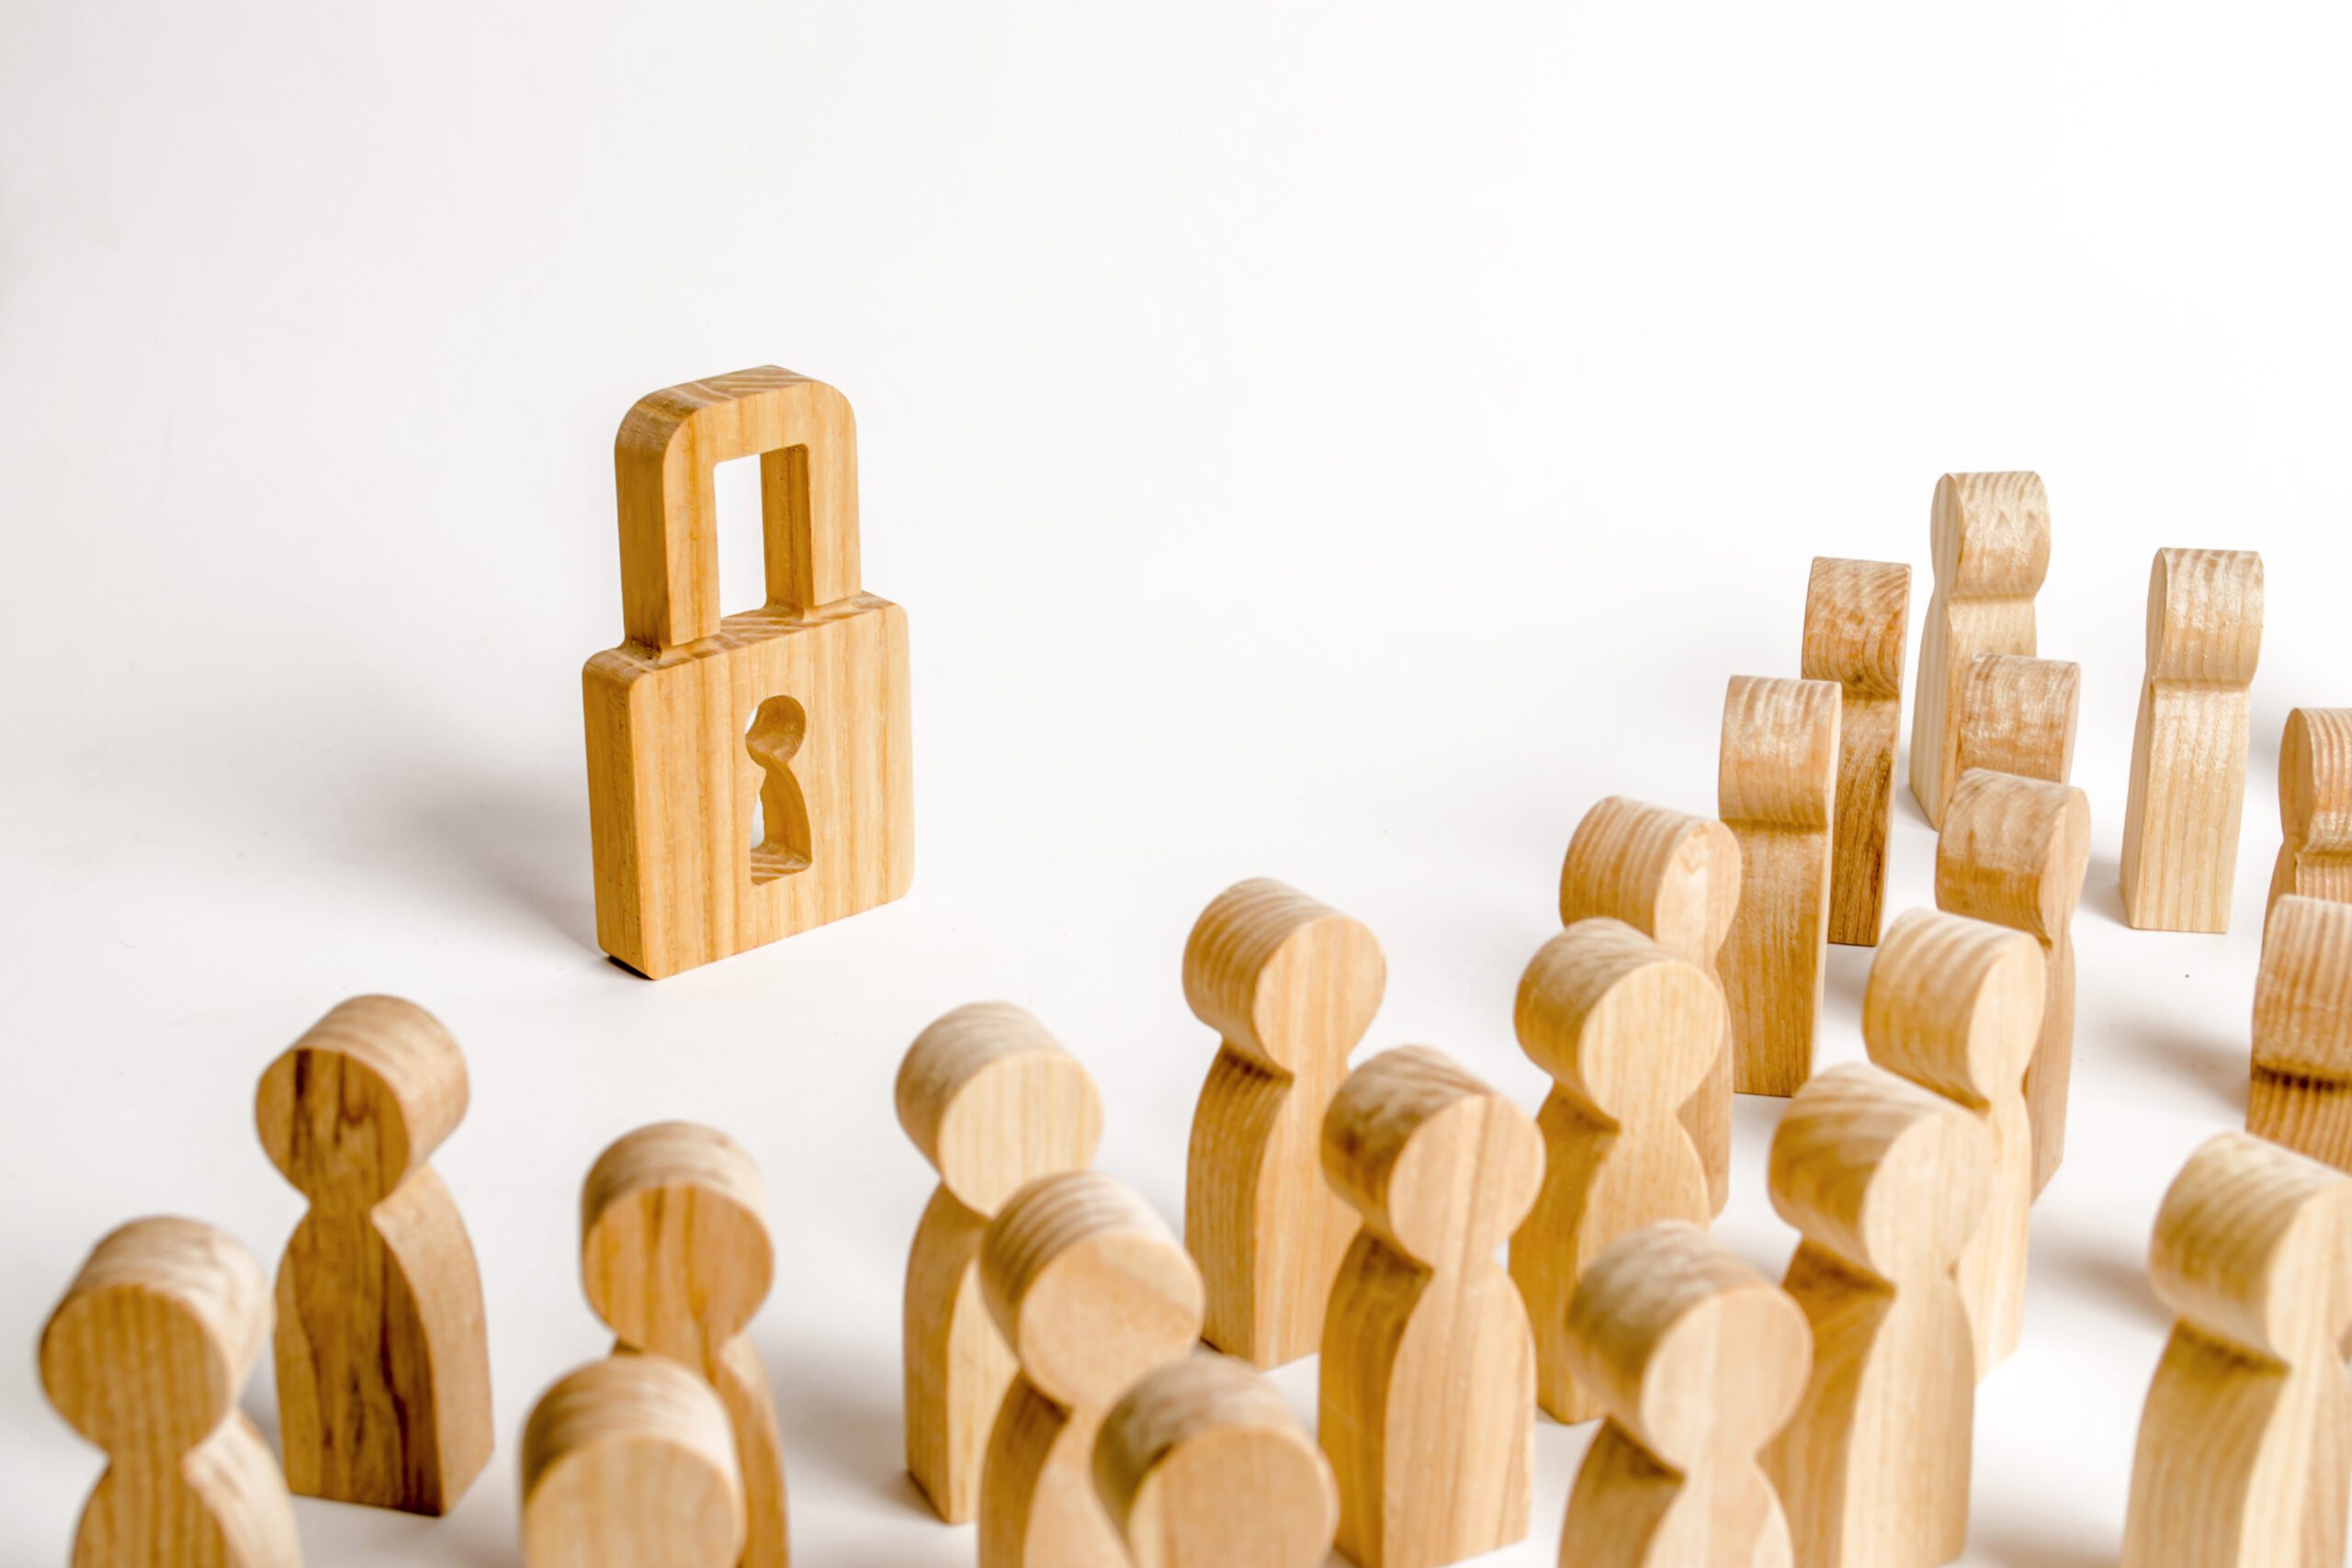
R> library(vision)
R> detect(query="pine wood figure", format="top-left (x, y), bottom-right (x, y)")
top-left (1909, 471), bottom-right (2052, 827)
top-left (978, 1170), bottom-right (1205, 1568)
top-left (1801, 557), bottom-right (1912, 948)
top-left (2120, 1131), bottom-right (2352, 1568)
top-left (2250, 896), bottom-right (2352, 1171)
top-left (1759, 1063), bottom-right (1992, 1568)
top-left (1320, 1045), bottom-right (1544, 1568)
top-left (1718, 675), bottom-right (1842, 1096)
top-left (1510, 919), bottom-right (1719, 1423)
top-left (897, 1001), bottom-right (1103, 1522)
top-left (521, 1356), bottom-right (746, 1568)
top-left (2271, 708), bottom-right (2352, 925)
top-left (1861, 909), bottom-right (2044, 1376)
top-left (1556, 1222), bottom-right (1812, 1568)
top-left (1560, 795), bottom-right (1742, 1215)
top-left (254, 994), bottom-right (492, 1515)
top-left (1093, 1353), bottom-right (1339, 1568)
top-left (1935, 767), bottom-right (2090, 1196)
top-left (40, 1216), bottom-right (301, 1568)
top-left (1182, 877), bottom-right (1385, 1368)
top-left (582, 1123), bottom-right (788, 1568)
top-left (2120, 547), bottom-right (2266, 933)
top-left (1953, 653), bottom-right (2080, 785)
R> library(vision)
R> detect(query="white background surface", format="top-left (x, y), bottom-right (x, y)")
top-left (4, 3), bottom-right (2350, 1563)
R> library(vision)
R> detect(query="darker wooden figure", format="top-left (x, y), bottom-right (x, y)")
top-left (2271, 707), bottom-right (2352, 925)
top-left (1953, 653), bottom-right (2079, 785)
top-left (1801, 556), bottom-right (1912, 948)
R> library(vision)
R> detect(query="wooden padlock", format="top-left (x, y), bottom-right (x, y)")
top-left (583, 367), bottom-right (913, 978)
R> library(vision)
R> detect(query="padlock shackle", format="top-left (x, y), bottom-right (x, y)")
top-left (613, 366), bottom-right (861, 650)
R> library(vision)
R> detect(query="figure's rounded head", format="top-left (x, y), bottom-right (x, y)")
top-left (1935, 772), bottom-right (2090, 940)
top-left (896, 1002), bottom-right (1102, 1213)
top-left (1322, 1046), bottom-right (1544, 1267)
top-left (1863, 909), bottom-right (2043, 1106)
top-left (2280, 708), bottom-right (2352, 851)
top-left (1769, 1063), bottom-right (1991, 1282)
top-left (1182, 879), bottom-right (1385, 1076)
top-left (2143, 547), bottom-right (2263, 686)
top-left (1557, 796), bottom-right (1740, 962)
top-left (257, 995), bottom-right (469, 1208)
top-left (581, 1122), bottom-right (774, 1351)
top-left (2149, 1131), bottom-right (2352, 1364)
top-left (521, 1355), bottom-right (745, 1568)
top-left (1516, 920), bottom-right (1720, 1122)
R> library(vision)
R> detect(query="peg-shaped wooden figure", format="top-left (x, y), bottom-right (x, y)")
top-left (1510, 919), bottom-right (1719, 1423)
top-left (978, 1170), bottom-right (1204, 1568)
top-left (1093, 1352), bottom-right (1339, 1568)
top-left (2271, 707), bottom-right (2352, 923)
top-left (40, 1216), bottom-right (301, 1568)
top-left (1760, 1063), bottom-right (1991, 1568)
top-left (2120, 1131), bottom-right (2352, 1568)
top-left (582, 1123), bottom-right (788, 1568)
top-left (1801, 556), bottom-right (1911, 947)
top-left (1910, 470), bottom-right (2052, 826)
top-left (521, 1355), bottom-right (746, 1568)
top-left (1320, 1045), bottom-right (1544, 1568)
top-left (1556, 1223), bottom-right (1812, 1568)
top-left (898, 1002), bottom-right (1102, 1522)
top-left (255, 994), bottom-right (493, 1515)
top-left (1718, 675), bottom-right (1842, 1095)
top-left (1182, 877), bottom-right (1385, 1368)
top-left (1954, 653), bottom-right (2079, 784)
top-left (1560, 795), bottom-right (1741, 1214)
top-left (2120, 547), bottom-right (2266, 932)
top-left (2250, 895), bottom-right (2352, 1171)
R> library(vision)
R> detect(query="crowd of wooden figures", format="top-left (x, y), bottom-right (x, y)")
top-left (40, 466), bottom-right (2352, 1568)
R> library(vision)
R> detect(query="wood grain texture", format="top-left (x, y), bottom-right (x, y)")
top-left (1759, 1063), bottom-right (1991, 1568)
top-left (1718, 676), bottom-right (1842, 1096)
top-left (2120, 1131), bottom-right (2352, 1568)
top-left (1320, 1046), bottom-right (1544, 1568)
top-left (2120, 547), bottom-right (2265, 933)
top-left (1509, 919), bottom-right (1718, 1423)
top-left (40, 1217), bottom-right (301, 1568)
top-left (521, 1355), bottom-right (746, 1568)
top-left (255, 994), bottom-right (492, 1516)
top-left (1801, 557), bottom-right (1911, 948)
top-left (1556, 1223), bottom-right (1810, 1568)
top-left (1908, 471), bottom-right (2050, 828)
top-left (978, 1171), bottom-right (1204, 1568)
top-left (1182, 878), bottom-right (1385, 1368)
top-left (1954, 653), bottom-right (2079, 784)
top-left (583, 366), bottom-right (912, 979)
top-left (1093, 1352), bottom-right (1338, 1568)
top-left (581, 1122), bottom-right (787, 1568)
top-left (2250, 897), bottom-right (2352, 1171)
top-left (897, 1002), bottom-right (1103, 1522)
top-left (2271, 708), bottom-right (2352, 924)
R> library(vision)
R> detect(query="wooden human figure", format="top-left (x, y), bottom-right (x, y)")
top-left (978, 1169), bottom-right (1204, 1568)
top-left (1093, 1352), bottom-right (1339, 1568)
top-left (1182, 877), bottom-right (1385, 1368)
top-left (582, 1122), bottom-right (788, 1568)
top-left (1718, 675), bottom-right (1842, 1096)
top-left (1801, 556), bottom-right (1912, 948)
top-left (1862, 908), bottom-right (2044, 1375)
top-left (40, 1216), bottom-right (301, 1568)
top-left (1954, 653), bottom-right (2079, 785)
top-left (1560, 795), bottom-right (1741, 1214)
top-left (1935, 766), bottom-right (2090, 1195)
top-left (255, 994), bottom-right (493, 1515)
top-left (1510, 919), bottom-right (1719, 1423)
top-left (897, 1002), bottom-right (1103, 1522)
top-left (1556, 1222), bottom-right (1812, 1568)
top-left (2250, 896), bottom-right (2352, 1171)
top-left (2271, 707), bottom-right (2352, 924)
top-left (1909, 470), bottom-right (2051, 827)
top-left (1760, 1063), bottom-right (1992, 1568)
top-left (1320, 1045), bottom-right (1544, 1568)
top-left (2120, 547), bottom-right (2266, 933)
top-left (2120, 1131), bottom-right (2352, 1568)
top-left (521, 1355), bottom-right (747, 1568)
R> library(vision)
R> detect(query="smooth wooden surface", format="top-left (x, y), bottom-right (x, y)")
top-left (1559, 795), bottom-right (1740, 1215)
top-left (1801, 557), bottom-right (1911, 949)
top-left (521, 1355), bottom-right (746, 1568)
top-left (584, 366), bottom-right (913, 979)
top-left (254, 994), bottom-right (492, 1516)
top-left (1556, 1223), bottom-right (1810, 1568)
top-left (1908, 471), bottom-right (2051, 828)
top-left (1718, 676), bottom-right (1842, 1097)
top-left (1954, 653), bottom-right (2079, 785)
top-left (2120, 547), bottom-right (2265, 933)
top-left (897, 1002), bottom-right (1102, 1522)
top-left (1509, 920), bottom-right (1718, 1423)
top-left (40, 1216), bottom-right (301, 1568)
top-left (1759, 1063), bottom-right (1991, 1568)
top-left (2120, 1132), bottom-right (2352, 1568)
top-left (2271, 707), bottom-right (2352, 923)
top-left (1182, 878), bottom-right (1385, 1369)
top-left (1093, 1352), bottom-right (1339, 1568)
top-left (1320, 1045), bottom-right (1544, 1568)
top-left (2250, 896), bottom-right (2352, 1171)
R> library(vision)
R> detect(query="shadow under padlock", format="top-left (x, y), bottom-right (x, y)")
top-left (582, 367), bottom-right (913, 978)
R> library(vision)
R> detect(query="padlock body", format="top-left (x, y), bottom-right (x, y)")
top-left (583, 593), bottom-right (912, 977)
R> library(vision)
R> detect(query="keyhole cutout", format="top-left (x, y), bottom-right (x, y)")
top-left (747, 695), bottom-right (813, 882)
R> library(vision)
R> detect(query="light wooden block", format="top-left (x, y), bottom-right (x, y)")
top-left (521, 1356), bottom-right (746, 1568)
top-left (1954, 653), bottom-right (2080, 784)
top-left (1801, 557), bottom-right (1912, 948)
top-left (1909, 471), bottom-right (2051, 827)
top-left (2250, 896), bottom-right (2352, 1172)
top-left (2271, 707), bottom-right (2352, 923)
